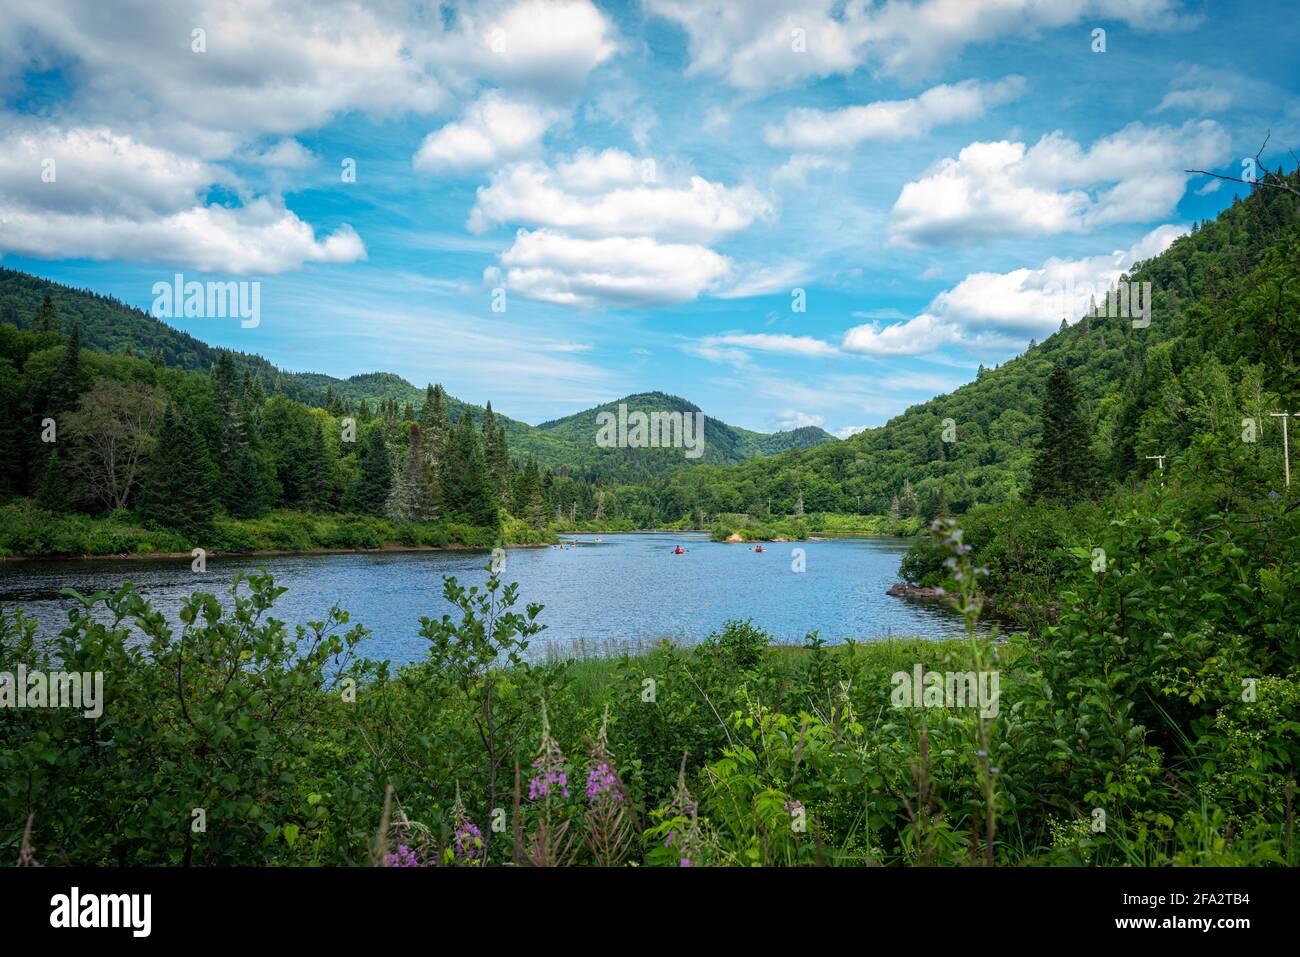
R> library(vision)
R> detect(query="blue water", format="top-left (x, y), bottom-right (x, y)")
top-left (0, 532), bottom-right (972, 664)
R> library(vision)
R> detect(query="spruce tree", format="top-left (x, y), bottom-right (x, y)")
top-left (480, 402), bottom-right (511, 506)
top-left (33, 295), bottom-right (60, 333)
top-left (49, 321), bottom-right (83, 412)
top-left (514, 456), bottom-right (546, 530)
top-left (303, 422), bottom-right (331, 511)
top-left (1028, 363), bottom-right (1096, 503)
top-left (35, 446), bottom-right (72, 510)
top-left (442, 411), bottom-right (498, 527)
top-left (385, 425), bottom-right (438, 522)
top-left (343, 425), bottom-right (393, 516)
top-left (138, 405), bottom-right (219, 538)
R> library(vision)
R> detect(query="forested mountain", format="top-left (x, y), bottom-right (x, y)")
top-left (0, 269), bottom-right (832, 480)
top-left (629, 170), bottom-right (1300, 523)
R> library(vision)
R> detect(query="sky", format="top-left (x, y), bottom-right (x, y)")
top-left (1, 0), bottom-right (1297, 435)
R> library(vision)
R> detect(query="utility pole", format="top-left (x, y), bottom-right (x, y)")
top-left (1270, 412), bottom-right (1291, 487)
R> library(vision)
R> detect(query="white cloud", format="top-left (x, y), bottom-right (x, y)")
top-left (239, 138), bottom-right (315, 169)
top-left (0, 0), bottom-right (451, 157)
top-left (0, 125), bottom-right (229, 218)
top-left (843, 223), bottom-right (1186, 356)
top-left (2, 199), bottom-right (365, 274)
top-left (771, 154), bottom-right (849, 188)
top-left (841, 313), bottom-right (965, 357)
top-left (468, 152), bottom-right (772, 242)
top-left (488, 229), bottom-right (731, 306)
top-left (0, 124), bottom-right (362, 272)
top-left (714, 262), bottom-right (808, 299)
top-left (1156, 87), bottom-right (1234, 113)
top-left (414, 94), bottom-right (560, 174)
top-left (834, 424), bottom-right (866, 439)
top-left (645, 0), bottom-right (1192, 89)
top-left (765, 76), bottom-right (1025, 151)
top-left (422, 0), bottom-right (618, 98)
top-left (889, 121), bottom-right (1229, 246)
top-left (777, 410), bottom-right (825, 429)
top-left (693, 333), bottom-right (839, 358)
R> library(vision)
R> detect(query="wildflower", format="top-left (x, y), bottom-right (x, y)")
top-left (383, 844), bottom-right (421, 867)
top-left (447, 782), bottom-right (484, 865)
top-left (529, 700), bottom-right (571, 800)
top-left (586, 762), bottom-right (622, 803)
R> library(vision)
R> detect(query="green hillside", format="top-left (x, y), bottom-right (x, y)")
top-left (622, 171), bottom-right (1300, 522)
top-left (0, 270), bottom-right (834, 481)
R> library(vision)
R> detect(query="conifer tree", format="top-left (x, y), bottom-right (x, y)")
top-left (138, 405), bottom-right (219, 538)
top-left (442, 411), bottom-right (498, 526)
top-left (1028, 363), bottom-right (1096, 502)
top-left (49, 320), bottom-right (83, 413)
top-left (385, 424), bottom-right (438, 522)
top-left (33, 294), bottom-right (60, 333)
top-left (513, 456), bottom-right (546, 530)
top-left (343, 425), bottom-right (393, 516)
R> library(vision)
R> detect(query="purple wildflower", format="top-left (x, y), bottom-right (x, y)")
top-left (585, 761), bottom-right (623, 803)
top-left (383, 844), bottom-right (421, 867)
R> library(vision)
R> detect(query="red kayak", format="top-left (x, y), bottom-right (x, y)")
top-left (674, 546), bottom-right (685, 555)
top-left (754, 545), bottom-right (765, 553)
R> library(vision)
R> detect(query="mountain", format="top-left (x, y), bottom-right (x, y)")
top-left (0, 269), bottom-right (835, 481)
top-left (637, 170), bottom-right (1300, 520)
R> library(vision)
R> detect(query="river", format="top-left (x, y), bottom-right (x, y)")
top-left (0, 532), bottom-right (973, 664)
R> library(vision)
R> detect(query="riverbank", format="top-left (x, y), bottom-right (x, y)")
top-left (0, 500), bottom-right (554, 561)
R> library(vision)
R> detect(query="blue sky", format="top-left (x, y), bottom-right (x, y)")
top-left (1, 0), bottom-right (1297, 434)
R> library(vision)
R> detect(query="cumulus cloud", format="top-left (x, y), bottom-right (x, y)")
top-left (421, 0), bottom-right (618, 98)
top-left (486, 229), bottom-right (731, 306)
top-left (468, 152), bottom-right (772, 241)
top-left (0, 0), bottom-right (452, 157)
top-left (2, 200), bottom-right (365, 274)
top-left (239, 139), bottom-right (315, 169)
top-left (888, 121), bottom-right (1229, 246)
top-left (414, 94), bottom-right (560, 173)
top-left (764, 76), bottom-right (1025, 151)
top-left (842, 224), bottom-right (1187, 356)
top-left (645, 0), bottom-right (1192, 89)
top-left (470, 148), bottom-right (775, 306)
top-left (0, 1), bottom-right (619, 272)
top-left (777, 410), bottom-right (826, 429)
top-left (0, 125), bottom-right (363, 272)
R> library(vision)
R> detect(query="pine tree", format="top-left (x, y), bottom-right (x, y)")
top-left (888, 495), bottom-right (901, 523)
top-left (1028, 363), bottom-right (1096, 503)
top-left (480, 402), bottom-right (511, 507)
top-left (35, 446), bottom-right (72, 510)
top-left (49, 321), bottom-right (83, 412)
top-left (513, 456), bottom-right (546, 530)
top-left (900, 478), bottom-right (917, 518)
top-left (343, 426), bottom-right (393, 516)
top-left (386, 425), bottom-right (438, 522)
top-left (442, 411), bottom-right (498, 527)
top-left (138, 405), bottom-right (219, 538)
top-left (303, 421), bottom-right (331, 511)
top-left (33, 295), bottom-right (60, 333)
